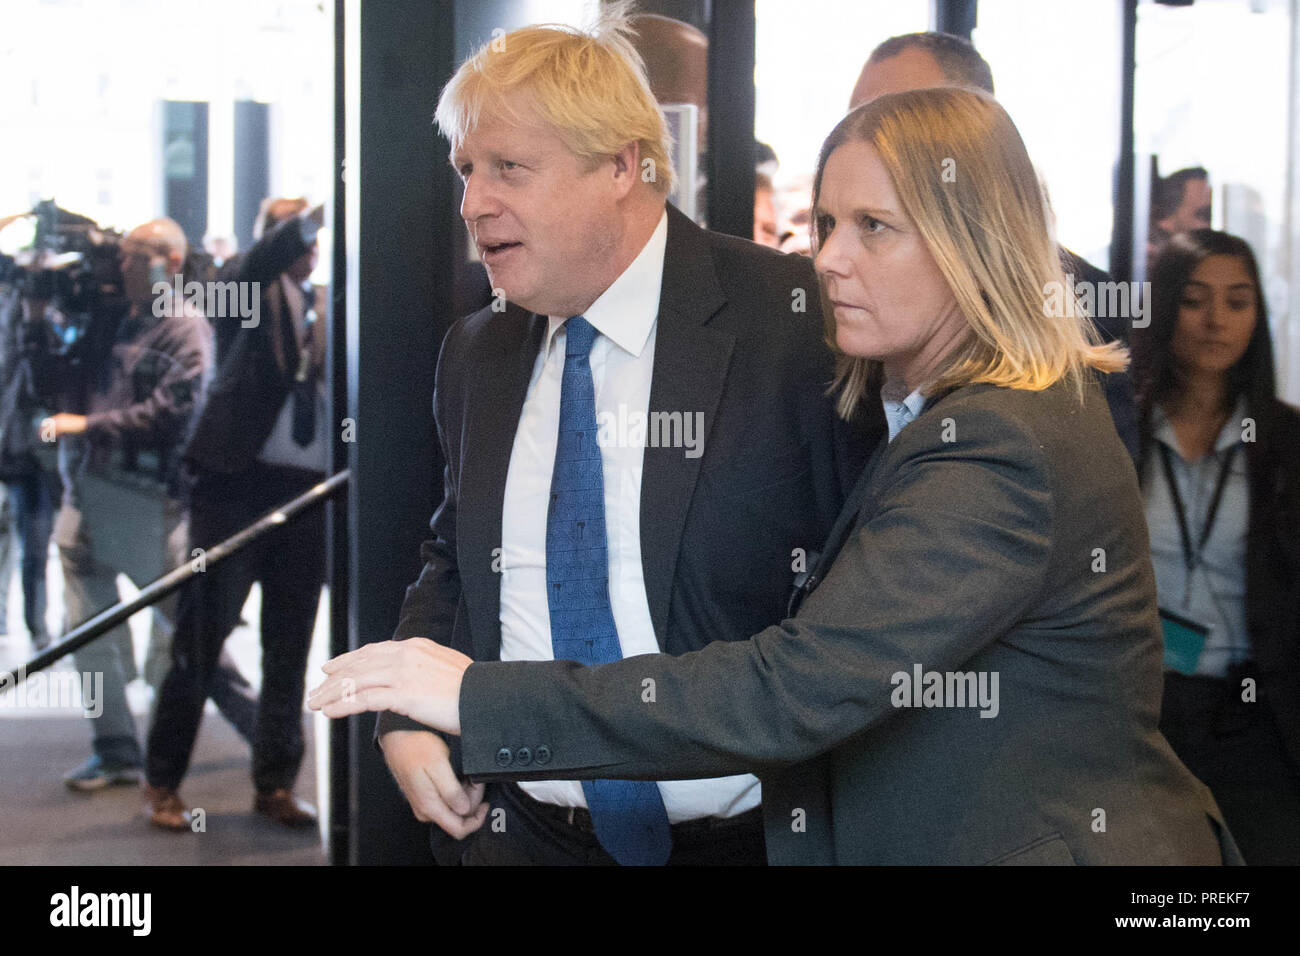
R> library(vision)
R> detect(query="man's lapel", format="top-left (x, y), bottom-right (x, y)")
top-left (639, 205), bottom-right (733, 649)
top-left (459, 306), bottom-right (547, 661)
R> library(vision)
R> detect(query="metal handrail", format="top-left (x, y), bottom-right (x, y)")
top-left (2, 469), bottom-right (349, 686)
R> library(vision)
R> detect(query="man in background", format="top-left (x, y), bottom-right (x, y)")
top-left (848, 31), bottom-right (1139, 460)
top-left (52, 217), bottom-right (257, 791)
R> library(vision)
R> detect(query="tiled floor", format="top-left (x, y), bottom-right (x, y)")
top-left (0, 544), bottom-right (331, 865)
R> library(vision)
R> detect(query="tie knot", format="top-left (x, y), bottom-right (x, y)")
top-left (564, 315), bottom-right (597, 358)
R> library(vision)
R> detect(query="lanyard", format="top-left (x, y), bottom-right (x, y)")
top-left (1157, 440), bottom-right (1240, 575)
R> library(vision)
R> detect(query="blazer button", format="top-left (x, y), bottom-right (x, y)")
top-left (534, 745), bottom-right (552, 765)
top-left (516, 747), bottom-right (533, 766)
top-left (495, 747), bottom-right (513, 768)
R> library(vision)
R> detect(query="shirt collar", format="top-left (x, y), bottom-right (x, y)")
top-left (543, 208), bottom-right (668, 359)
top-left (1153, 395), bottom-right (1248, 458)
top-left (881, 385), bottom-right (927, 443)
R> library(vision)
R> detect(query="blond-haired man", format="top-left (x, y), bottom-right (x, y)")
top-left (368, 8), bottom-right (867, 865)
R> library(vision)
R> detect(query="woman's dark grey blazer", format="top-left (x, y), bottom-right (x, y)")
top-left (458, 375), bottom-right (1243, 865)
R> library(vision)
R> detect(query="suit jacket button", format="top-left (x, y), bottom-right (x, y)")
top-left (515, 747), bottom-right (532, 766)
top-left (495, 747), bottom-right (513, 767)
top-left (535, 745), bottom-right (552, 765)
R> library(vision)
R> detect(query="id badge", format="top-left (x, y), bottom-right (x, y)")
top-left (1158, 607), bottom-right (1209, 675)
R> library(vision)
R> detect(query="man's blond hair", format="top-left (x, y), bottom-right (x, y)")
top-left (435, 2), bottom-right (674, 196)
top-left (813, 87), bottom-right (1126, 419)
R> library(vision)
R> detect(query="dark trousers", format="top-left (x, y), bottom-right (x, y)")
top-left (3, 470), bottom-right (52, 642)
top-left (1161, 670), bottom-right (1300, 865)
top-left (146, 462), bottom-right (325, 793)
top-left (459, 783), bottom-right (767, 866)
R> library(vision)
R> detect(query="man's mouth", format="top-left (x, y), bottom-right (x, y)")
top-left (480, 240), bottom-right (522, 261)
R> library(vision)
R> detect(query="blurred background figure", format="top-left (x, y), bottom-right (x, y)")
top-left (145, 202), bottom-right (326, 831)
top-left (845, 30), bottom-right (1138, 460)
top-left (0, 490), bottom-right (14, 638)
top-left (1132, 229), bottom-right (1300, 865)
top-left (0, 272), bottom-right (60, 651)
top-left (629, 12), bottom-right (708, 223)
top-left (753, 171), bottom-right (781, 249)
top-left (1148, 166), bottom-right (1212, 263)
top-left (752, 142), bottom-right (783, 250)
top-left (50, 216), bottom-right (257, 791)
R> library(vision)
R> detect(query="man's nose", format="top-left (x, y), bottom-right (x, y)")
top-left (459, 174), bottom-right (498, 224)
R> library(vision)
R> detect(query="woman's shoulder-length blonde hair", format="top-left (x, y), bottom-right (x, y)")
top-left (812, 86), bottom-right (1126, 419)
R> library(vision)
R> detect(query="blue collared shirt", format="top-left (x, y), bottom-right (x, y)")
top-left (882, 386), bottom-right (927, 443)
top-left (1144, 400), bottom-right (1252, 677)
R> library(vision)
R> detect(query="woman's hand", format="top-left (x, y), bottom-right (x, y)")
top-left (307, 638), bottom-right (471, 735)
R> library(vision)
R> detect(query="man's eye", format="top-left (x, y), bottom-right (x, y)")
top-left (1180, 298), bottom-right (1205, 308)
top-left (816, 214), bottom-right (834, 236)
top-left (498, 160), bottom-right (519, 171)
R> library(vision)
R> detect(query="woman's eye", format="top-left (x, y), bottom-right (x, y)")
top-left (1227, 299), bottom-right (1252, 311)
top-left (860, 216), bottom-right (885, 235)
top-left (1180, 298), bottom-right (1205, 308)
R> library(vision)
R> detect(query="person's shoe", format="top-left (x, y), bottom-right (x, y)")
top-left (142, 784), bottom-right (192, 831)
top-left (63, 754), bottom-right (142, 792)
top-left (254, 788), bottom-right (317, 828)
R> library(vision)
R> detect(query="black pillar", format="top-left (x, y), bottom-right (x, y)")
top-left (933, 0), bottom-right (977, 39)
top-left (340, 0), bottom-right (456, 865)
top-left (1110, 0), bottom-right (1138, 284)
top-left (706, 0), bottom-right (755, 239)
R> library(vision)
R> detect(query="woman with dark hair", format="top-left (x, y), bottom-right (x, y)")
top-left (1132, 229), bottom-right (1300, 864)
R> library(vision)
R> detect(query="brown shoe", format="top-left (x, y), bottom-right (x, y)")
top-left (254, 788), bottom-right (317, 828)
top-left (143, 784), bottom-right (192, 831)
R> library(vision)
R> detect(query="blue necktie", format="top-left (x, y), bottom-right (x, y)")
top-left (545, 315), bottom-right (672, 866)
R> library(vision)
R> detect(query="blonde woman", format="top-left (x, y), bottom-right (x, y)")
top-left (313, 88), bottom-right (1240, 866)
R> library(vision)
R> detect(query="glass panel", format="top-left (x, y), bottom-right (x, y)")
top-left (755, 0), bottom-right (930, 253)
top-left (1135, 0), bottom-right (1297, 401)
top-left (0, 0), bottom-right (335, 862)
top-left (975, 0), bottom-right (1124, 274)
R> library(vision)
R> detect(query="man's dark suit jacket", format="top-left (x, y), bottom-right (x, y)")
top-left (458, 373), bottom-right (1242, 865)
top-left (184, 216), bottom-right (322, 476)
top-left (377, 203), bottom-right (869, 861)
top-left (1060, 248), bottom-right (1139, 462)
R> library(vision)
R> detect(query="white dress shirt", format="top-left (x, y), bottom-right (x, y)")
top-left (498, 210), bottom-right (761, 821)
top-left (258, 276), bottom-right (328, 471)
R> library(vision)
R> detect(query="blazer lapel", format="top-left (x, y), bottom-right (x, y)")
top-left (640, 205), bottom-right (732, 649)
top-left (810, 429), bottom-right (890, 580)
top-left (459, 306), bottom-right (547, 662)
top-left (805, 386), bottom-right (957, 590)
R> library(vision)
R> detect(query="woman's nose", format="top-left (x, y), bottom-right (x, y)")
top-left (814, 233), bottom-right (849, 279)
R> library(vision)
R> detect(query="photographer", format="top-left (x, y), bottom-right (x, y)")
top-left (51, 217), bottom-right (258, 791)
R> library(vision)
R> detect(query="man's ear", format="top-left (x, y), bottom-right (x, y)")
top-left (609, 140), bottom-right (642, 198)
